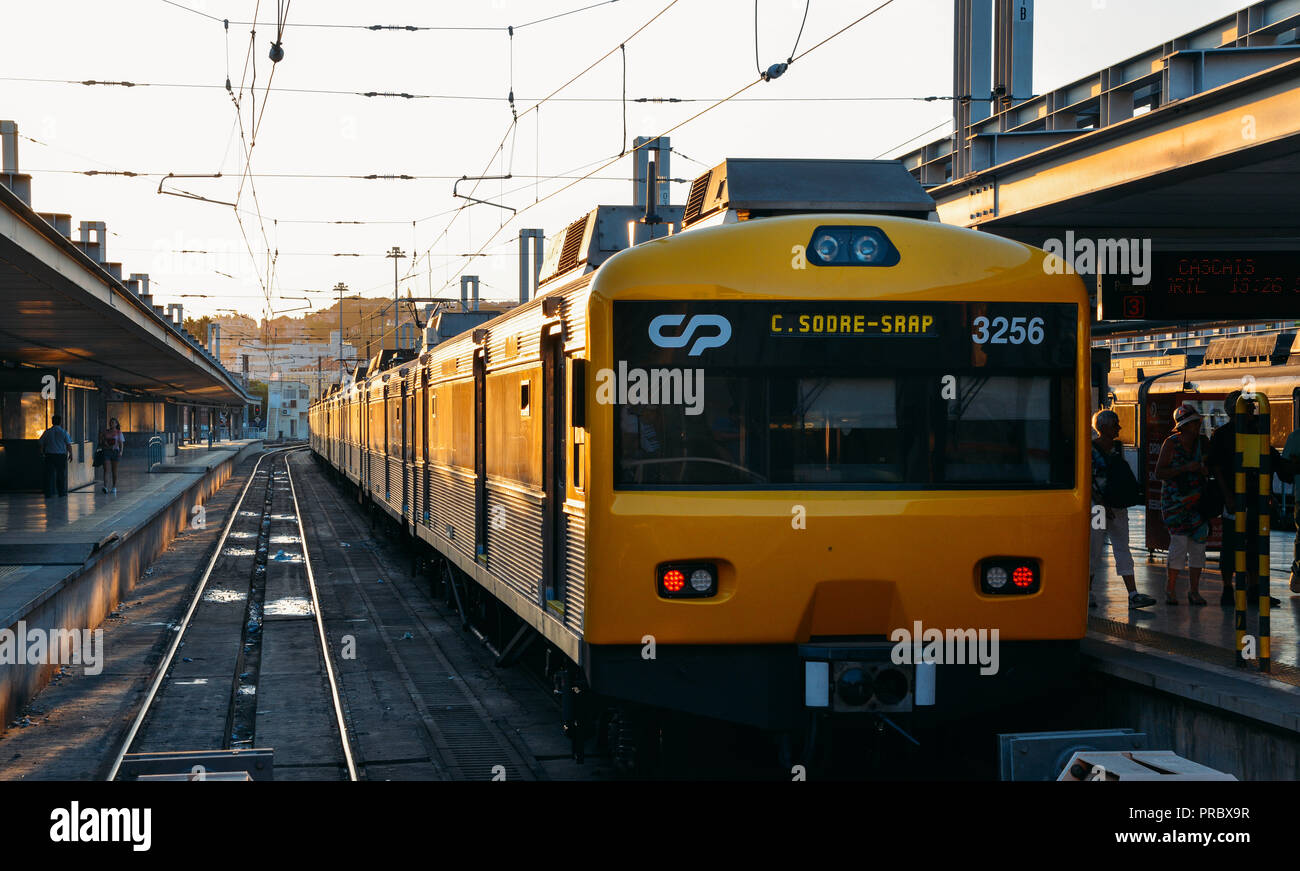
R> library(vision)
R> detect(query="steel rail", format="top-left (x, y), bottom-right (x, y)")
top-left (284, 448), bottom-right (360, 781)
top-left (105, 447), bottom-right (293, 781)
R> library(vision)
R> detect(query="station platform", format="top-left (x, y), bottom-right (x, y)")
top-left (1084, 506), bottom-right (1300, 779)
top-left (1090, 506), bottom-right (1300, 674)
top-left (0, 439), bottom-right (263, 730)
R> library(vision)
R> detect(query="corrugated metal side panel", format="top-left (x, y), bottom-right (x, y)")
top-left (557, 278), bottom-right (591, 352)
top-left (427, 334), bottom-right (477, 382)
top-left (485, 308), bottom-right (543, 369)
top-left (367, 451), bottom-right (383, 499)
top-left (485, 481), bottom-right (543, 603)
top-left (431, 464), bottom-right (476, 563)
top-left (414, 463), bottom-right (428, 525)
top-left (386, 455), bottom-right (404, 515)
top-left (563, 508), bottom-right (586, 636)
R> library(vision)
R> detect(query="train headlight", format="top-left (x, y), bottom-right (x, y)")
top-left (812, 233), bottom-right (840, 262)
top-left (807, 226), bottom-right (899, 267)
top-left (980, 558), bottom-right (1040, 595)
top-left (851, 233), bottom-right (880, 263)
top-left (657, 562), bottom-right (718, 598)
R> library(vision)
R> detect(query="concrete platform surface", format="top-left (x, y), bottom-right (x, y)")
top-left (0, 440), bottom-right (257, 544)
top-left (0, 441), bottom-right (263, 729)
top-left (1091, 505), bottom-right (1300, 694)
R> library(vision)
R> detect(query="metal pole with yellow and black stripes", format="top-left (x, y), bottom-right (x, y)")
top-left (1233, 393), bottom-right (1271, 673)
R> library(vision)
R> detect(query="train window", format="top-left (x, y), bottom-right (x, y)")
top-left (570, 359), bottom-right (587, 428)
top-left (520, 380), bottom-right (531, 417)
top-left (388, 394), bottom-right (402, 455)
top-left (614, 371), bottom-right (1074, 489)
top-left (941, 376), bottom-right (1053, 483)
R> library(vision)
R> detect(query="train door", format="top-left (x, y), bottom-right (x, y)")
top-left (354, 393), bottom-right (362, 479)
top-left (417, 371), bottom-right (428, 526)
top-left (403, 377), bottom-right (413, 523)
top-left (541, 331), bottom-right (567, 612)
top-left (474, 351), bottom-right (488, 563)
top-left (360, 390), bottom-right (370, 493)
top-left (384, 383), bottom-right (394, 503)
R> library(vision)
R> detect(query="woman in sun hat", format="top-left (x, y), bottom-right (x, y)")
top-left (1154, 402), bottom-right (1211, 604)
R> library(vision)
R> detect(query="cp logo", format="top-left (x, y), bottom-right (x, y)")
top-left (648, 314), bottom-right (732, 356)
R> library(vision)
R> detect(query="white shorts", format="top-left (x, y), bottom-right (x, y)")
top-left (1089, 507), bottom-right (1135, 579)
top-left (1168, 534), bottom-right (1206, 571)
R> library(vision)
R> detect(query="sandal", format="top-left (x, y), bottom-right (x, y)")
top-left (1188, 593), bottom-right (1207, 605)
top-left (1166, 590), bottom-right (1178, 605)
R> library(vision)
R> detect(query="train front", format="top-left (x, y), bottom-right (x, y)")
top-left (581, 204), bottom-right (1090, 734)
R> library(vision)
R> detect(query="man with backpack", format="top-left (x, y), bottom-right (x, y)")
top-left (1090, 409), bottom-right (1156, 609)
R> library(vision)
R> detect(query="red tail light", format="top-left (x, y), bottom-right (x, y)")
top-left (656, 563), bottom-right (717, 598)
top-left (979, 558), bottom-right (1040, 595)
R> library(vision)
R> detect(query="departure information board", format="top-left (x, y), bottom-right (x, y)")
top-left (1100, 251), bottom-right (1300, 320)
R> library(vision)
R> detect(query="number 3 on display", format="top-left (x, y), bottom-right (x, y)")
top-left (972, 315), bottom-right (1044, 345)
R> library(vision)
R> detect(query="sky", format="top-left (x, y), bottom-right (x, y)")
top-left (2, 0), bottom-right (1251, 324)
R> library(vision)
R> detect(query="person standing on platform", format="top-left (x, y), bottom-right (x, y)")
top-left (1155, 403), bottom-right (1211, 605)
top-left (1089, 409), bottom-right (1155, 609)
top-left (99, 418), bottom-right (125, 494)
top-left (38, 414), bottom-right (73, 498)
top-left (1208, 391), bottom-right (1295, 606)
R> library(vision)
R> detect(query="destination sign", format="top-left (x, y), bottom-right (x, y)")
top-left (768, 311), bottom-right (936, 337)
top-left (1100, 251), bottom-right (1300, 320)
top-left (613, 301), bottom-right (1076, 370)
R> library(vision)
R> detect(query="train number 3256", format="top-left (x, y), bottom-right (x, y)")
top-left (971, 316), bottom-right (1045, 345)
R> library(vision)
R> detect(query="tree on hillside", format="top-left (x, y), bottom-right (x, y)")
top-left (183, 315), bottom-right (213, 345)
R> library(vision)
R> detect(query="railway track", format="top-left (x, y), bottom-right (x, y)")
top-left (106, 448), bottom-right (356, 781)
top-left (290, 451), bottom-right (544, 781)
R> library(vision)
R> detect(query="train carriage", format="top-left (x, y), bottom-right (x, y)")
top-left (311, 158), bottom-right (1092, 758)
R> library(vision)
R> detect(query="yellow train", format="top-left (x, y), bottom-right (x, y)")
top-left (310, 158), bottom-right (1090, 765)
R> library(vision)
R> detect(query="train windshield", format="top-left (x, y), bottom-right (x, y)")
top-left (611, 300), bottom-right (1077, 490)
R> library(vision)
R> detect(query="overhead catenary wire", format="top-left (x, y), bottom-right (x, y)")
top-left (400, 0), bottom-right (684, 294)
top-left (873, 117), bottom-right (953, 159)
top-left (36, 0), bottom-right (913, 323)
top-left (160, 0), bottom-right (621, 31)
top-left (619, 43), bottom-right (628, 156)
top-left (755, 0), bottom-right (810, 81)
top-left (226, 0), bottom-right (283, 321)
top-left (368, 0), bottom-right (902, 351)
top-left (0, 75), bottom-right (996, 104)
top-left (24, 167), bottom-right (677, 181)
